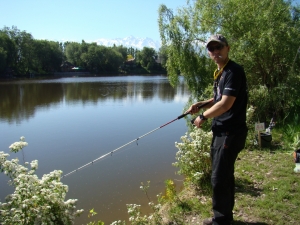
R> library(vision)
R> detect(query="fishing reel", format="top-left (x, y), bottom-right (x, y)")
top-left (190, 114), bottom-right (206, 125)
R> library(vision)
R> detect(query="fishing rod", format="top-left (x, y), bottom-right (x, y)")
top-left (62, 100), bottom-right (213, 178)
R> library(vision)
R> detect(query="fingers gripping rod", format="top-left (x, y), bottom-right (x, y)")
top-left (62, 101), bottom-right (212, 178)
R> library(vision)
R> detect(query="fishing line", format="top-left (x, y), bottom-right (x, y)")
top-left (61, 100), bottom-right (212, 179)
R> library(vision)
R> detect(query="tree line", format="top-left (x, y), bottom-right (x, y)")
top-left (0, 26), bottom-right (166, 77)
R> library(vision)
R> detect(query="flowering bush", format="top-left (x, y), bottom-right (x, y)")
top-left (0, 137), bottom-right (84, 225)
top-left (109, 203), bottom-right (161, 225)
top-left (173, 128), bottom-right (212, 186)
top-left (174, 106), bottom-right (255, 186)
top-left (9, 136), bottom-right (28, 153)
top-left (125, 201), bottom-right (162, 225)
top-left (109, 181), bottom-right (163, 225)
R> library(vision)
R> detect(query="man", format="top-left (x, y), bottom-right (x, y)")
top-left (186, 34), bottom-right (248, 225)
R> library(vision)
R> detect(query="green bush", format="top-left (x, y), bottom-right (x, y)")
top-left (248, 85), bottom-right (295, 123)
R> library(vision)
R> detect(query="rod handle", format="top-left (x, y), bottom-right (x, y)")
top-left (177, 113), bottom-right (189, 119)
top-left (177, 100), bottom-right (213, 120)
top-left (190, 100), bottom-right (213, 124)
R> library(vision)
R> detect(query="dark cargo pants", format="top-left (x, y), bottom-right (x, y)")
top-left (210, 128), bottom-right (248, 225)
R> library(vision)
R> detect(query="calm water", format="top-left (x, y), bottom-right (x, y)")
top-left (0, 75), bottom-right (190, 224)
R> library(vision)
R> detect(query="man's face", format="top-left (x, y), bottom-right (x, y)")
top-left (207, 41), bottom-right (230, 63)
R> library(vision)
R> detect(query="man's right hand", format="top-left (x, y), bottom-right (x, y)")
top-left (186, 103), bottom-right (202, 115)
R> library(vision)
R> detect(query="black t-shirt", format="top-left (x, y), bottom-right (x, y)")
top-left (212, 60), bottom-right (248, 133)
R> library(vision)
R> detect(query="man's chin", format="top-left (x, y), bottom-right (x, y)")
top-left (213, 58), bottom-right (222, 63)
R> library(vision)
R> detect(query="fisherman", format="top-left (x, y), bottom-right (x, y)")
top-left (186, 34), bottom-right (248, 225)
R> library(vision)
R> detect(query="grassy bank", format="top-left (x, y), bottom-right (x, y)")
top-left (160, 148), bottom-right (299, 225)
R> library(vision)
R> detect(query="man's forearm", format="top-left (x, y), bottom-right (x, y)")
top-left (195, 98), bottom-right (214, 109)
top-left (203, 96), bottom-right (235, 119)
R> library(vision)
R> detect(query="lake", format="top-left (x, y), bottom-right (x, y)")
top-left (0, 75), bottom-right (191, 224)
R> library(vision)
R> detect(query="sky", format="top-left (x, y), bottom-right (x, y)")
top-left (1, 0), bottom-right (299, 44)
top-left (0, 0), bottom-right (187, 43)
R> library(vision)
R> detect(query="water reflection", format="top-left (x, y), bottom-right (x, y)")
top-left (0, 76), bottom-right (190, 224)
top-left (0, 76), bottom-right (186, 123)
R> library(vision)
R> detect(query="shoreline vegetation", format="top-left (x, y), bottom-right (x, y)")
top-left (0, 70), bottom-right (167, 80)
top-left (0, 26), bottom-right (167, 80)
top-left (0, 73), bottom-right (169, 84)
top-left (0, 69), bottom-right (169, 80)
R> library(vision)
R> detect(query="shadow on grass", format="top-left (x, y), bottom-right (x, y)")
top-left (234, 221), bottom-right (268, 225)
top-left (235, 177), bottom-right (262, 197)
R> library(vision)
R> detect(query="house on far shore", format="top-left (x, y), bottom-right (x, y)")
top-left (60, 61), bottom-right (74, 72)
top-left (123, 58), bottom-right (137, 70)
top-left (60, 61), bottom-right (86, 72)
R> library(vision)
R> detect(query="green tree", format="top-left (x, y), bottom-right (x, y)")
top-left (113, 45), bottom-right (128, 62)
top-left (157, 45), bottom-right (168, 68)
top-left (0, 27), bottom-right (63, 76)
top-left (81, 44), bottom-right (105, 73)
top-left (0, 31), bottom-right (17, 75)
top-left (18, 32), bottom-right (35, 75)
top-left (32, 40), bottom-right (63, 74)
top-left (1, 26), bottom-right (35, 76)
top-left (136, 47), bottom-right (157, 71)
top-left (0, 47), bottom-right (6, 74)
top-left (65, 42), bottom-right (84, 66)
top-left (127, 47), bottom-right (136, 58)
top-left (101, 47), bottom-right (124, 73)
top-left (158, 0), bottom-right (300, 120)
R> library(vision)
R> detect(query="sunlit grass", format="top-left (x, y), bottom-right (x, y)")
top-left (234, 149), bottom-right (299, 224)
